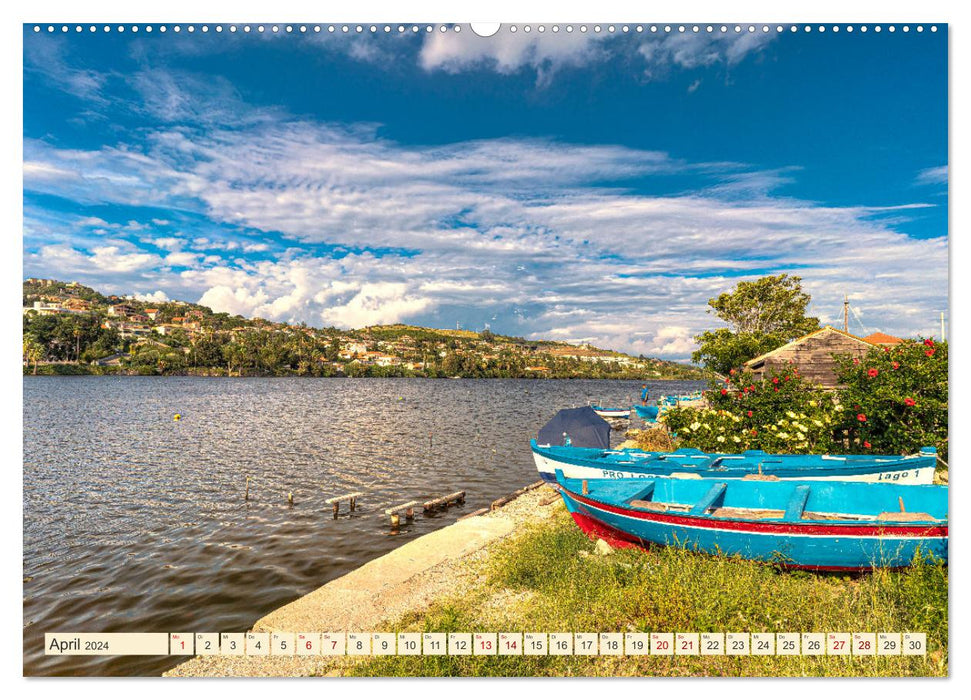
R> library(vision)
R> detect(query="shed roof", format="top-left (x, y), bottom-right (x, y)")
top-left (743, 326), bottom-right (875, 368)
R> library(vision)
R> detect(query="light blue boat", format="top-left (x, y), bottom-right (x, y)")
top-left (632, 404), bottom-right (660, 421)
top-left (532, 440), bottom-right (938, 485)
top-left (554, 471), bottom-right (948, 570)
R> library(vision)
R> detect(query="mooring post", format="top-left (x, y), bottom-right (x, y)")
top-left (386, 500), bottom-right (420, 527)
top-left (350, 496), bottom-right (357, 512)
top-left (332, 502), bottom-right (340, 518)
top-left (288, 492), bottom-right (294, 507)
top-left (245, 476), bottom-right (250, 501)
top-left (582, 480), bottom-right (589, 495)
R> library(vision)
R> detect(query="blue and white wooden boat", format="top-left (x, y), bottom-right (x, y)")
top-left (632, 404), bottom-right (660, 421)
top-left (591, 405), bottom-right (630, 419)
top-left (554, 471), bottom-right (948, 570)
top-left (532, 440), bottom-right (938, 485)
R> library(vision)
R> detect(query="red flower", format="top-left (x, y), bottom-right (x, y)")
top-left (926, 349), bottom-right (936, 357)
top-left (747, 410), bottom-right (753, 417)
top-left (863, 441), bottom-right (871, 449)
top-left (924, 338), bottom-right (934, 347)
top-left (724, 376), bottom-right (731, 383)
top-left (772, 377), bottom-right (779, 384)
top-left (857, 413), bottom-right (867, 422)
top-left (730, 369), bottom-right (736, 375)
top-left (883, 347), bottom-right (890, 352)
top-left (785, 375), bottom-right (791, 381)
top-left (904, 397), bottom-right (916, 407)
top-left (721, 388), bottom-right (728, 395)
top-left (892, 361), bottom-right (900, 369)
top-left (749, 385), bottom-right (755, 391)
top-left (742, 387), bottom-right (748, 393)
top-left (867, 368), bottom-right (878, 378)
top-left (774, 387), bottom-right (779, 392)
top-left (751, 429), bottom-right (758, 436)
top-left (853, 358), bottom-right (860, 365)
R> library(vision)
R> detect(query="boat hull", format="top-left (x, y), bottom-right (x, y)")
top-left (556, 480), bottom-right (948, 570)
top-left (532, 441), bottom-right (937, 485)
top-left (592, 407), bottom-right (630, 419)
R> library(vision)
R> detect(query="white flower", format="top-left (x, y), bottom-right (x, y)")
top-left (732, 436), bottom-right (741, 443)
top-left (786, 411), bottom-right (797, 419)
top-left (778, 432), bottom-right (790, 439)
top-left (690, 422), bottom-right (701, 431)
top-left (813, 419), bottom-right (823, 428)
top-left (796, 432), bottom-right (806, 440)
top-left (717, 436), bottom-right (725, 443)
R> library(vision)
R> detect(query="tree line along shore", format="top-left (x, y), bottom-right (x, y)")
top-left (22, 279), bottom-right (703, 380)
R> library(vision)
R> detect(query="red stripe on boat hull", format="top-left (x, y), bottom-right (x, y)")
top-left (567, 511), bottom-right (916, 573)
top-left (567, 490), bottom-right (947, 538)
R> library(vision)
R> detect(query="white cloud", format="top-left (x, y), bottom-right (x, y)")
top-left (23, 115), bottom-right (947, 360)
top-left (420, 31), bottom-right (606, 84)
top-left (916, 165), bottom-right (948, 186)
top-left (418, 30), bottom-right (775, 84)
top-left (131, 290), bottom-right (170, 303)
top-left (154, 237), bottom-right (183, 251)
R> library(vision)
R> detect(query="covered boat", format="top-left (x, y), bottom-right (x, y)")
top-left (554, 471), bottom-right (948, 570)
top-left (532, 440), bottom-right (938, 484)
top-left (537, 406), bottom-right (611, 450)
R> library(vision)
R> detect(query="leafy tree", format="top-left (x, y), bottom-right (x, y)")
top-left (692, 274), bottom-right (820, 375)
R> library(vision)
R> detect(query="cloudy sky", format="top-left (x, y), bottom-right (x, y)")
top-left (23, 24), bottom-right (948, 359)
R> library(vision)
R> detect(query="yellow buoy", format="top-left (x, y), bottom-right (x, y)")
top-left (173, 414), bottom-right (181, 421)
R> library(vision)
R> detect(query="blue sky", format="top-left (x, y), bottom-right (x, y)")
top-left (22, 24), bottom-right (948, 359)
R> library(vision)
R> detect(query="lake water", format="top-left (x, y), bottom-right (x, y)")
top-left (23, 376), bottom-right (705, 676)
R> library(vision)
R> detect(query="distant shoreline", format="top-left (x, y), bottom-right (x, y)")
top-left (23, 368), bottom-right (706, 381)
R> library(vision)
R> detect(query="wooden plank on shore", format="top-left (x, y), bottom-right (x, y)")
top-left (324, 492), bottom-right (364, 505)
top-left (458, 507), bottom-right (490, 521)
top-left (423, 491), bottom-right (466, 511)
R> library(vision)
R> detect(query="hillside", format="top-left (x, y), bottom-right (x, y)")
top-left (22, 278), bottom-right (704, 379)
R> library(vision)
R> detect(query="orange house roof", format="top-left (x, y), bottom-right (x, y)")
top-left (863, 332), bottom-right (903, 345)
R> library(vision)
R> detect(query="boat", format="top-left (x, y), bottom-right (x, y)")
top-left (632, 404), bottom-right (660, 422)
top-left (532, 440), bottom-right (938, 484)
top-left (553, 471), bottom-right (948, 570)
top-left (590, 405), bottom-right (630, 419)
top-left (660, 391), bottom-right (704, 407)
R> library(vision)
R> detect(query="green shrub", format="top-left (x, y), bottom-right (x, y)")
top-left (834, 339), bottom-right (948, 459)
top-left (664, 364), bottom-right (838, 453)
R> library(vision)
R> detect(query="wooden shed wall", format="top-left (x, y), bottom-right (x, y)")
top-left (747, 329), bottom-right (873, 388)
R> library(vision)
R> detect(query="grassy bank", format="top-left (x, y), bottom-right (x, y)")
top-left (349, 506), bottom-right (947, 677)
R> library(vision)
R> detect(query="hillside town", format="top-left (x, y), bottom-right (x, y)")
top-left (22, 278), bottom-right (704, 379)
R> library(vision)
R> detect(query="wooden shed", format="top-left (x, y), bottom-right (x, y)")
top-left (742, 326), bottom-right (875, 389)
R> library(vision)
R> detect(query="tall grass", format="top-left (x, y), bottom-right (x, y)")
top-left (350, 508), bottom-right (947, 677)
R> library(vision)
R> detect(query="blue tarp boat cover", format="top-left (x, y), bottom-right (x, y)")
top-left (537, 406), bottom-right (611, 449)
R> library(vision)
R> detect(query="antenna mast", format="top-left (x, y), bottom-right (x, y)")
top-left (843, 295), bottom-right (849, 332)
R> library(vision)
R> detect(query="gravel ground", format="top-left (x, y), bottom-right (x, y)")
top-left (164, 482), bottom-right (560, 677)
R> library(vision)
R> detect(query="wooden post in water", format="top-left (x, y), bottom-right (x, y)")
top-left (385, 501), bottom-right (419, 527)
top-left (288, 492), bottom-right (294, 507)
top-left (422, 491), bottom-right (466, 512)
top-left (325, 492), bottom-right (364, 518)
top-left (245, 477), bottom-right (250, 501)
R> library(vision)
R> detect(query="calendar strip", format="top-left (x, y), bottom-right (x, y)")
top-left (44, 632), bottom-right (927, 657)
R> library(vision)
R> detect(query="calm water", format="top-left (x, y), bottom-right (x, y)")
top-left (23, 376), bottom-right (704, 676)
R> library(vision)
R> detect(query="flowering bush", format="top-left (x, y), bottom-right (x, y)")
top-left (834, 339), bottom-right (948, 459)
top-left (663, 364), bottom-right (839, 453)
